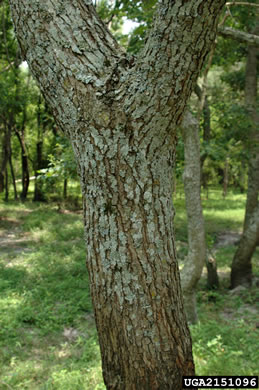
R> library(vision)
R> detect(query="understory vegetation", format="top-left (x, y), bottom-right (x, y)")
top-left (0, 188), bottom-right (258, 390)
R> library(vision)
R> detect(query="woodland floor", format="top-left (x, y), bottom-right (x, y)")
top-left (0, 197), bottom-right (258, 389)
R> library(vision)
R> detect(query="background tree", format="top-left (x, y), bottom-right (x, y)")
top-left (212, 1), bottom-right (259, 287)
top-left (0, 0), bottom-right (20, 196)
top-left (230, 27), bottom-right (259, 287)
top-left (180, 111), bottom-right (206, 324)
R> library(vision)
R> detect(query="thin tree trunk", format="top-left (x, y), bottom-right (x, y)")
top-left (15, 127), bottom-right (30, 200)
top-left (9, 154), bottom-right (18, 200)
top-left (4, 167), bottom-right (9, 201)
top-left (34, 95), bottom-right (45, 201)
top-left (231, 205), bottom-right (259, 288)
top-left (33, 139), bottom-right (44, 201)
top-left (206, 252), bottom-right (219, 290)
top-left (180, 111), bottom-right (206, 324)
top-left (223, 157), bottom-right (229, 198)
top-left (231, 40), bottom-right (259, 288)
top-left (194, 84), bottom-right (212, 191)
top-left (238, 161), bottom-right (246, 194)
top-left (9, 0), bottom-right (226, 387)
top-left (0, 124), bottom-right (11, 193)
top-left (63, 178), bottom-right (68, 199)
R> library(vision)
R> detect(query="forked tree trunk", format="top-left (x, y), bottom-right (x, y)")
top-left (9, 1), bottom-right (226, 388)
top-left (231, 41), bottom-right (259, 288)
top-left (180, 112), bottom-right (206, 324)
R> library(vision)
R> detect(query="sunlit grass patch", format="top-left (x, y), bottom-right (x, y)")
top-left (0, 201), bottom-right (103, 389)
top-left (0, 190), bottom-right (258, 388)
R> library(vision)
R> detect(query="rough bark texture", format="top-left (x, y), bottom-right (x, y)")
top-left (180, 111), bottom-right (206, 324)
top-left (231, 41), bottom-right (259, 288)
top-left (9, 0), bottom-right (226, 388)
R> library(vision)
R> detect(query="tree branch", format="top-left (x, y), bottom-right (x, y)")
top-left (218, 26), bottom-right (259, 46)
top-left (127, 0), bottom-right (226, 127)
top-left (9, 0), bottom-right (226, 138)
top-left (226, 2), bottom-right (259, 7)
top-left (0, 61), bottom-right (15, 74)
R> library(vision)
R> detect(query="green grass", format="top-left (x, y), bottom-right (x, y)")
top-left (0, 188), bottom-right (258, 389)
top-left (0, 202), bottom-right (104, 390)
top-left (174, 187), bottom-right (246, 241)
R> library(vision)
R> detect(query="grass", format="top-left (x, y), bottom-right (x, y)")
top-left (0, 202), bottom-right (104, 390)
top-left (0, 188), bottom-right (258, 389)
top-left (173, 187), bottom-right (246, 242)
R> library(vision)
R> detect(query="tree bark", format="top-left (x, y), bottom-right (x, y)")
top-left (231, 40), bottom-right (259, 288)
top-left (9, 0), bottom-right (226, 388)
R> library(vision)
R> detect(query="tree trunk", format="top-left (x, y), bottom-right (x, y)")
top-left (9, 0), bottom-right (226, 387)
top-left (63, 178), bottom-right (68, 199)
top-left (0, 124), bottom-right (11, 193)
top-left (34, 96), bottom-right (46, 201)
top-left (222, 157), bottom-right (229, 198)
top-left (34, 139), bottom-right (44, 201)
top-left (15, 126), bottom-right (30, 200)
top-left (206, 252), bottom-right (219, 290)
top-left (9, 153), bottom-right (18, 200)
top-left (231, 40), bottom-right (259, 288)
top-left (4, 167), bottom-right (9, 201)
top-left (79, 130), bottom-right (195, 388)
top-left (180, 111), bottom-right (206, 324)
top-left (237, 161), bottom-right (246, 194)
top-left (231, 205), bottom-right (259, 288)
top-left (194, 84), bottom-right (212, 191)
